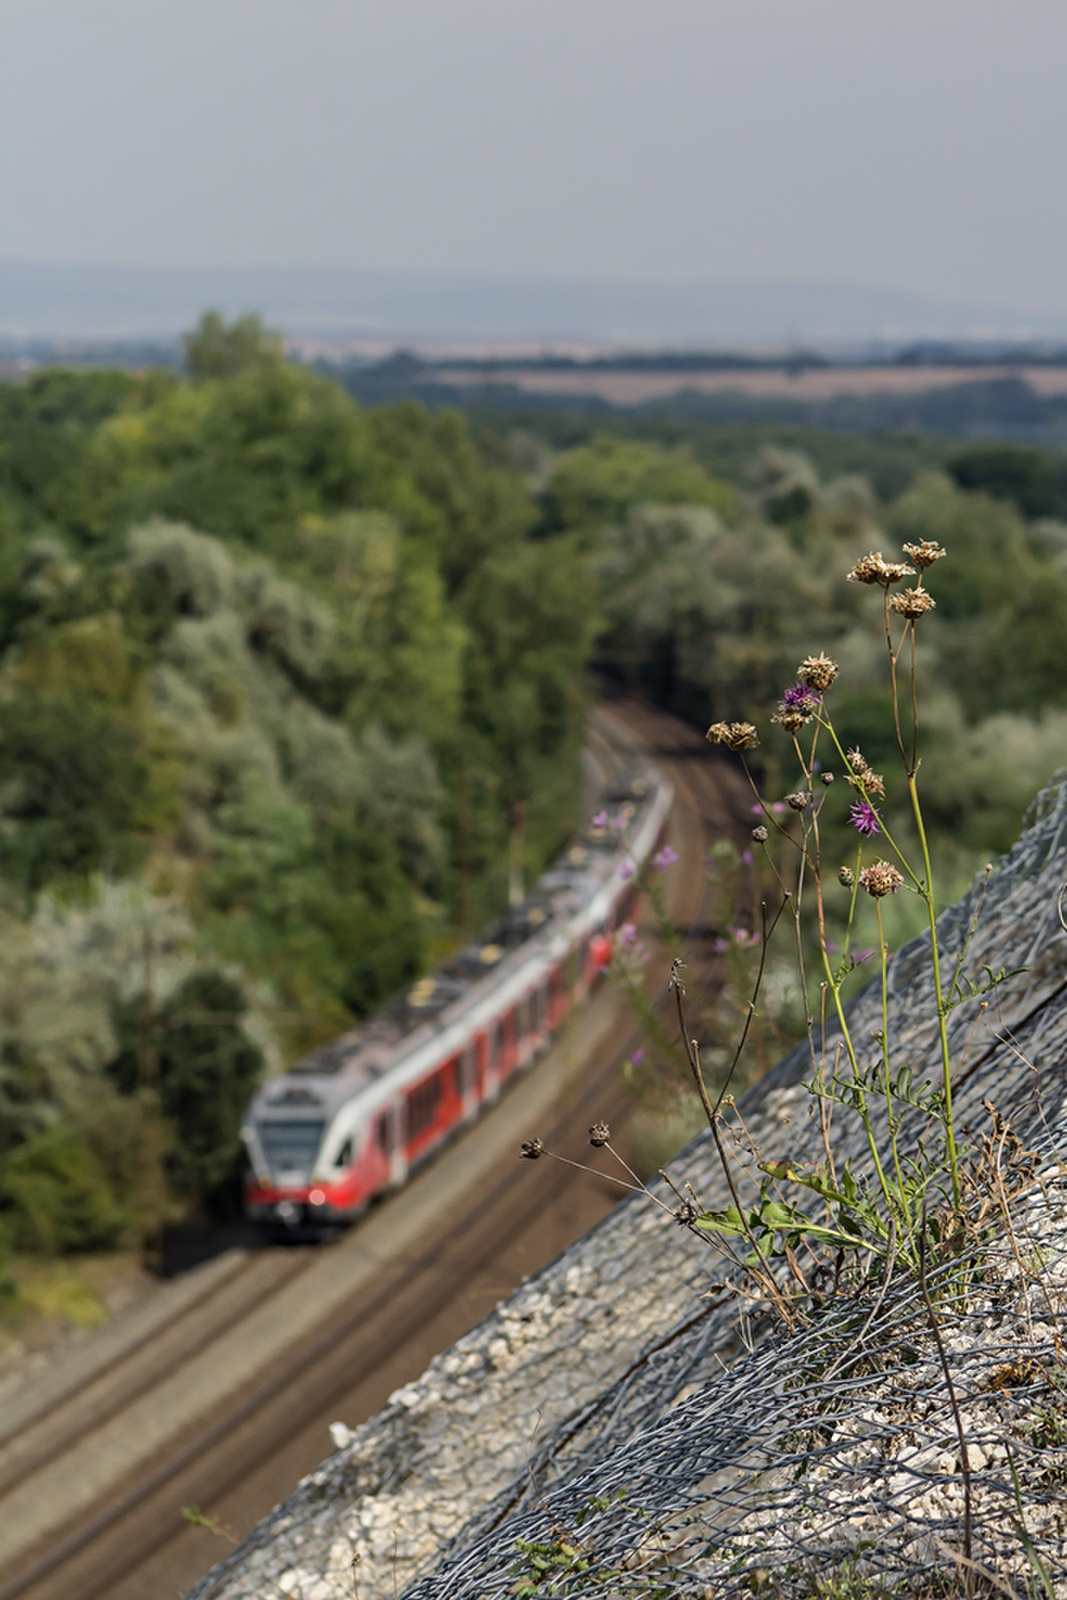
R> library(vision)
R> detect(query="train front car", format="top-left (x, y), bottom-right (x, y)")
top-left (242, 1044), bottom-right (384, 1235)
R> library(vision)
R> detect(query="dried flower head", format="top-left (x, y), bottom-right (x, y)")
top-left (838, 865), bottom-right (855, 887)
top-left (890, 586), bottom-right (936, 619)
top-left (785, 791), bottom-right (808, 811)
top-left (588, 1122), bottom-right (611, 1148)
top-left (674, 1199), bottom-right (700, 1226)
top-left (773, 708), bottom-right (809, 734)
top-left (706, 720), bottom-right (760, 751)
top-left (845, 748), bottom-right (886, 799)
top-left (798, 653), bottom-right (839, 691)
top-left (820, 771), bottom-right (835, 786)
top-left (846, 551), bottom-right (915, 587)
top-left (520, 1138), bottom-right (544, 1160)
top-left (751, 824), bottom-right (769, 843)
top-left (903, 540), bottom-right (946, 570)
top-left (859, 861), bottom-right (905, 898)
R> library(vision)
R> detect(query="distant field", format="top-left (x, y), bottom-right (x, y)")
top-left (435, 363), bottom-right (1067, 406)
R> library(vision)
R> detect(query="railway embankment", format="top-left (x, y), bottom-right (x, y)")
top-left (187, 773), bottom-right (1067, 1600)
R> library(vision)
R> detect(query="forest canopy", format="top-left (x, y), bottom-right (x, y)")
top-left (3, 317), bottom-right (1067, 1262)
top-left (0, 318), bottom-right (593, 1254)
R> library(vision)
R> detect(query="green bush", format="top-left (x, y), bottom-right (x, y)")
top-left (111, 970), bottom-right (264, 1202)
top-left (0, 1126), bottom-right (134, 1253)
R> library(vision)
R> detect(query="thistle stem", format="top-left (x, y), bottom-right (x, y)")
top-left (875, 896), bottom-right (905, 1203)
top-left (907, 772), bottom-right (961, 1211)
top-left (819, 942), bottom-right (895, 1214)
top-left (818, 717), bottom-right (925, 894)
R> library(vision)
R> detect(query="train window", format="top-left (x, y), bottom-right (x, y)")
top-left (377, 1117), bottom-right (391, 1154)
top-left (335, 1138), bottom-right (352, 1168)
top-left (407, 1073), bottom-right (443, 1139)
top-left (256, 1119), bottom-right (325, 1179)
top-left (489, 1023), bottom-right (502, 1070)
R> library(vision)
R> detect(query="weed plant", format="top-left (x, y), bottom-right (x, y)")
top-left (525, 537), bottom-right (1039, 1315)
top-left (692, 540), bottom-right (1036, 1294)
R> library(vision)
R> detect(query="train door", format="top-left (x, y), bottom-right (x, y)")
top-left (575, 936), bottom-right (592, 1001)
top-left (522, 988), bottom-right (541, 1060)
top-left (483, 1021), bottom-right (503, 1103)
top-left (515, 995), bottom-right (530, 1067)
top-left (377, 1104), bottom-right (407, 1187)
top-left (535, 979), bottom-right (550, 1049)
top-left (550, 966), bottom-right (568, 1029)
top-left (458, 1043), bottom-right (478, 1121)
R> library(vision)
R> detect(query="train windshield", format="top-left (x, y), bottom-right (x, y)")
top-left (257, 1119), bottom-right (325, 1179)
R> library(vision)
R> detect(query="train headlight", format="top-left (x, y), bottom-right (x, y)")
top-left (309, 1189), bottom-right (326, 1206)
top-left (275, 1199), bottom-right (300, 1226)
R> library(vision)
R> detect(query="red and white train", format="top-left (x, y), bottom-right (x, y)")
top-left (242, 767), bottom-right (672, 1232)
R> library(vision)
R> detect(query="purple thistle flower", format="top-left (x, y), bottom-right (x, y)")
top-left (779, 683), bottom-right (821, 713)
top-left (849, 799), bottom-right (881, 836)
top-left (592, 810), bottom-right (609, 829)
top-left (740, 849), bottom-right (754, 866)
top-left (631, 1047), bottom-right (645, 1067)
top-left (653, 844), bottom-right (679, 871)
top-left (619, 860), bottom-right (634, 880)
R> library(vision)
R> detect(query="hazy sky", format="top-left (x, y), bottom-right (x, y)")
top-left (3, 0), bottom-right (1067, 310)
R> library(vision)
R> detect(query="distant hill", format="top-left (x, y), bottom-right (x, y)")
top-left (4, 259), bottom-right (1067, 344)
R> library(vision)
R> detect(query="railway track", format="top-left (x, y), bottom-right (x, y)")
top-left (0, 700), bottom-right (748, 1600)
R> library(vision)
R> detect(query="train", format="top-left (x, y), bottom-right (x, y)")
top-left (241, 764), bottom-right (673, 1233)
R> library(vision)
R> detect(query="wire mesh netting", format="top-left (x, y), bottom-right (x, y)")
top-left (405, 1162), bottom-right (1067, 1598)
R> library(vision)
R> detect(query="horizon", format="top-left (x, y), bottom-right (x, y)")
top-left (5, 260), bottom-right (1067, 348)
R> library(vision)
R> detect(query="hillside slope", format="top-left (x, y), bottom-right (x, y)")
top-left (187, 771), bottom-right (1067, 1600)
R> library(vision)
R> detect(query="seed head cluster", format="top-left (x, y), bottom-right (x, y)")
top-left (903, 539), bottom-right (947, 570)
top-left (797, 652), bottom-right (839, 691)
top-left (588, 1122), bottom-right (611, 1148)
top-left (705, 720), bottom-right (759, 751)
top-left (890, 586), bottom-right (936, 619)
top-left (845, 748), bottom-right (886, 800)
top-left (859, 861), bottom-right (905, 898)
top-left (785, 791), bottom-right (808, 811)
top-left (846, 551), bottom-right (915, 587)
